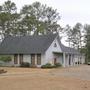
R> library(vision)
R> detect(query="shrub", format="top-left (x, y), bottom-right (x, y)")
top-left (54, 63), bottom-right (62, 67)
top-left (0, 55), bottom-right (12, 62)
top-left (0, 69), bottom-right (7, 74)
top-left (87, 62), bottom-right (90, 65)
top-left (20, 62), bottom-right (30, 67)
top-left (41, 63), bottom-right (53, 68)
top-left (41, 63), bottom-right (62, 69)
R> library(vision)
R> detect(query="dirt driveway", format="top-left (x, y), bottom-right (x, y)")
top-left (0, 65), bottom-right (90, 90)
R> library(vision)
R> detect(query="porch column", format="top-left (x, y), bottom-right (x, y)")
top-left (35, 54), bottom-right (37, 65)
top-left (71, 55), bottom-right (73, 66)
top-left (70, 55), bottom-right (72, 66)
top-left (11, 55), bottom-right (14, 65)
top-left (77, 56), bottom-right (79, 66)
top-left (17, 54), bottom-right (20, 65)
top-left (78, 56), bottom-right (80, 65)
top-left (67, 54), bottom-right (69, 67)
top-left (73, 58), bottom-right (76, 66)
top-left (63, 53), bottom-right (66, 67)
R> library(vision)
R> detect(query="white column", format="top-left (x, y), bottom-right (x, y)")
top-left (70, 54), bottom-right (72, 66)
top-left (73, 56), bottom-right (75, 66)
top-left (63, 53), bottom-right (66, 67)
top-left (71, 55), bottom-right (73, 66)
top-left (18, 54), bottom-right (20, 65)
top-left (35, 54), bottom-right (37, 65)
top-left (11, 55), bottom-right (14, 65)
top-left (77, 55), bottom-right (79, 66)
top-left (67, 54), bottom-right (69, 67)
top-left (78, 56), bottom-right (80, 65)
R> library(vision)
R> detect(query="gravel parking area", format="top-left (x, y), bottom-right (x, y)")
top-left (0, 65), bottom-right (90, 90)
top-left (50, 65), bottom-right (90, 80)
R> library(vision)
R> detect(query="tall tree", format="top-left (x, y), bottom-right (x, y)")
top-left (0, 0), bottom-right (19, 40)
top-left (65, 23), bottom-right (83, 49)
top-left (64, 24), bottom-right (72, 47)
top-left (20, 2), bottom-right (61, 35)
top-left (84, 24), bottom-right (90, 62)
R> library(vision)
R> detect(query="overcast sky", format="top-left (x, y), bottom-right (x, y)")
top-left (1, 0), bottom-right (90, 27)
top-left (0, 0), bottom-right (90, 45)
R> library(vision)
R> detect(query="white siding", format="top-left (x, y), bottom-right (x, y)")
top-left (45, 37), bottom-right (62, 65)
top-left (40, 54), bottom-right (45, 65)
top-left (11, 55), bottom-right (14, 65)
top-left (22, 54), bottom-right (45, 67)
top-left (23, 55), bottom-right (31, 63)
top-left (81, 55), bottom-right (85, 64)
top-left (65, 54), bottom-right (69, 67)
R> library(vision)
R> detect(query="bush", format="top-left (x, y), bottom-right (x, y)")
top-left (41, 63), bottom-right (62, 69)
top-left (20, 62), bottom-right (30, 67)
top-left (41, 63), bottom-right (53, 68)
top-left (87, 62), bottom-right (90, 65)
top-left (54, 63), bottom-right (62, 67)
top-left (0, 55), bottom-right (12, 62)
top-left (0, 69), bottom-right (7, 74)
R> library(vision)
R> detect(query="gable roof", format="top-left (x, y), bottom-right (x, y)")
top-left (57, 36), bottom-right (80, 54)
top-left (0, 33), bottom-right (58, 54)
top-left (0, 33), bottom-right (79, 55)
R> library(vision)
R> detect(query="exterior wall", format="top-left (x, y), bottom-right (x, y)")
top-left (23, 55), bottom-right (31, 63)
top-left (11, 55), bottom-right (14, 65)
top-left (40, 53), bottom-right (45, 65)
top-left (82, 56), bottom-right (85, 64)
top-left (45, 37), bottom-right (62, 65)
top-left (12, 54), bottom-right (45, 67)
top-left (65, 54), bottom-right (69, 67)
top-left (11, 53), bottom-right (85, 68)
top-left (12, 55), bottom-right (20, 66)
top-left (80, 55), bottom-right (85, 64)
top-left (23, 54), bottom-right (45, 67)
top-left (12, 54), bottom-right (85, 67)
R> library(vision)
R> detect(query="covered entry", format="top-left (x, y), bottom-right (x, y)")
top-left (53, 52), bottom-right (63, 65)
top-left (53, 52), bottom-right (76, 67)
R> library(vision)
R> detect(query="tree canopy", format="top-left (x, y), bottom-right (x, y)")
top-left (0, 0), bottom-right (61, 39)
top-left (65, 23), bottom-right (83, 49)
top-left (84, 24), bottom-right (90, 62)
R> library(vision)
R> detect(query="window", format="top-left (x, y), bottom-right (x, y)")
top-left (31, 54), bottom-right (35, 65)
top-left (54, 43), bottom-right (57, 47)
top-left (37, 54), bottom-right (41, 65)
top-left (14, 54), bottom-right (18, 64)
top-left (19, 54), bottom-right (23, 64)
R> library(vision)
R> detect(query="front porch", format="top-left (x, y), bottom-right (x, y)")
top-left (53, 52), bottom-right (81, 67)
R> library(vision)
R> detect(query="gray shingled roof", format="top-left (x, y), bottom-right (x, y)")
top-left (0, 33), bottom-right (58, 54)
top-left (0, 33), bottom-right (79, 55)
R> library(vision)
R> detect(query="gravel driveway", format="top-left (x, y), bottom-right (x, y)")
top-left (0, 65), bottom-right (90, 90)
top-left (50, 65), bottom-right (90, 80)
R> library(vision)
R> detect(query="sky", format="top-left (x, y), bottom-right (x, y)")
top-left (0, 0), bottom-right (90, 46)
top-left (1, 0), bottom-right (90, 27)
